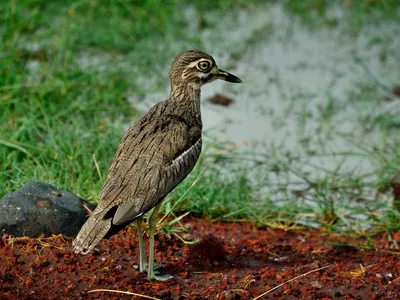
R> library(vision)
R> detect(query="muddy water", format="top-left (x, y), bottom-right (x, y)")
top-left (133, 4), bottom-right (400, 193)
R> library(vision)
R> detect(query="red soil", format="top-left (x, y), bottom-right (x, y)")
top-left (1, 217), bottom-right (400, 299)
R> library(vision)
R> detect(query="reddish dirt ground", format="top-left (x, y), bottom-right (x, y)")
top-left (1, 217), bottom-right (400, 299)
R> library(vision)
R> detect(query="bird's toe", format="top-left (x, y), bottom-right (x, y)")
top-left (148, 273), bottom-right (173, 281)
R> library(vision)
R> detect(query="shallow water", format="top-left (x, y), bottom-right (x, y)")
top-left (134, 3), bottom-right (400, 185)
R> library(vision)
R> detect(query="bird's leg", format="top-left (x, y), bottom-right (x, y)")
top-left (148, 203), bottom-right (172, 281)
top-left (134, 215), bottom-right (165, 274)
top-left (134, 219), bottom-right (147, 273)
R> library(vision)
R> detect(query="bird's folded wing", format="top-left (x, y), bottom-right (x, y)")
top-left (95, 120), bottom-right (201, 226)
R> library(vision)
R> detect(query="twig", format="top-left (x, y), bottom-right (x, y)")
top-left (252, 264), bottom-right (332, 300)
top-left (92, 153), bottom-right (103, 184)
top-left (88, 289), bottom-right (161, 300)
top-left (82, 202), bottom-right (93, 215)
top-left (211, 141), bottom-right (251, 156)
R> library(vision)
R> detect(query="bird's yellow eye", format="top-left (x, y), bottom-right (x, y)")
top-left (197, 61), bottom-right (211, 72)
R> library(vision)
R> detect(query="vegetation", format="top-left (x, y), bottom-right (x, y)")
top-left (1, 0), bottom-right (399, 239)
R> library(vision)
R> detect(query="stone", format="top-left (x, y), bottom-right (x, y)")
top-left (208, 93), bottom-right (234, 106)
top-left (0, 181), bottom-right (95, 237)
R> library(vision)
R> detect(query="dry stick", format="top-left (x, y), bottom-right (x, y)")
top-left (88, 289), bottom-right (161, 300)
top-left (252, 264), bottom-right (332, 300)
top-left (92, 153), bottom-right (103, 184)
top-left (82, 202), bottom-right (93, 215)
top-left (211, 141), bottom-right (252, 156)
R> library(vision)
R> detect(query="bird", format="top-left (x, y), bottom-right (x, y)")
top-left (73, 50), bottom-right (242, 280)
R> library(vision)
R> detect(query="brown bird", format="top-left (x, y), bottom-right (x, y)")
top-left (73, 50), bottom-right (242, 280)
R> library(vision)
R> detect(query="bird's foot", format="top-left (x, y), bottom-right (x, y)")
top-left (148, 273), bottom-right (173, 281)
top-left (153, 262), bottom-right (166, 271)
top-left (147, 262), bottom-right (172, 280)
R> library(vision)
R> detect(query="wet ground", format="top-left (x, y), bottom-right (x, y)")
top-left (1, 217), bottom-right (400, 299)
top-left (137, 3), bottom-right (400, 174)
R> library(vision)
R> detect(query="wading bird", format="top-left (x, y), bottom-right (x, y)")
top-left (73, 50), bottom-right (242, 280)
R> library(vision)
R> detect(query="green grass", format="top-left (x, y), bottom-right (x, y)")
top-left (0, 0), bottom-right (267, 208)
top-left (1, 0), bottom-right (247, 195)
top-left (1, 0), bottom-right (400, 241)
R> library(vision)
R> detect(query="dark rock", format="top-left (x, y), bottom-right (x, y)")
top-left (208, 93), bottom-right (234, 106)
top-left (0, 181), bottom-right (95, 237)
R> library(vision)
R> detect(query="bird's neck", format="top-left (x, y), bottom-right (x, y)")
top-left (169, 83), bottom-right (201, 119)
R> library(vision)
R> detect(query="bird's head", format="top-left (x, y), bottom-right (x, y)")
top-left (169, 50), bottom-right (242, 89)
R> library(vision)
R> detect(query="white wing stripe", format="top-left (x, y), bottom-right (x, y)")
top-left (171, 138), bottom-right (202, 170)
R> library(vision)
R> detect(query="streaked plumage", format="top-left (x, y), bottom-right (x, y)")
top-left (73, 50), bottom-right (242, 280)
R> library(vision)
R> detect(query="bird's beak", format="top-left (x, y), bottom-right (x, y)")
top-left (215, 69), bottom-right (242, 83)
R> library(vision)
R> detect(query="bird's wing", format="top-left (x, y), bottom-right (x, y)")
top-left (94, 114), bottom-right (202, 226)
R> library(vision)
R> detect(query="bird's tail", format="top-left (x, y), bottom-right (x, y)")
top-left (73, 215), bottom-right (112, 254)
